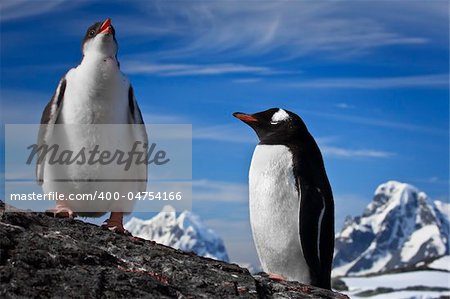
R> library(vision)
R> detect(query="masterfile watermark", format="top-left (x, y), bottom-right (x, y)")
top-left (27, 141), bottom-right (170, 171)
top-left (5, 124), bottom-right (193, 213)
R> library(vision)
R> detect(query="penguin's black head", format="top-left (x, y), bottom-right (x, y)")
top-left (233, 108), bottom-right (309, 144)
top-left (82, 18), bottom-right (118, 57)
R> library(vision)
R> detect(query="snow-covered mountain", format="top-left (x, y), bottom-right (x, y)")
top-left (333, 181), bottom-right (449, 277)
top-left (124, 205), bottom-right (229, 262)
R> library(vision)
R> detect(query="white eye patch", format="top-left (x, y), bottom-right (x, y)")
top-left (271, 109), bottom-right (290, 124)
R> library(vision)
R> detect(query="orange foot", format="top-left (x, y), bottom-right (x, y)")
top-left (101, 220), bottom-right (132, 235)
top-left (295, 285), bottom-right (311, 293)
top-left (101, 212), bottom-right (132, 236)
top-left (45, 204), bottom-right (77, 218)
top-left (268, 272), bottom-right (287, 281)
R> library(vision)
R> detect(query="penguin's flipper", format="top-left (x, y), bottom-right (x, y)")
top-left (36, 77), bottom-right (67, 185)
top-left (127, 85), bottom-right (148, 191)
top-left (298, 180), bottom-right (333, 289)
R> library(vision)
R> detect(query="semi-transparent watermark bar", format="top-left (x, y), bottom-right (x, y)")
top-left (5, 124), bottom-right (192, 213)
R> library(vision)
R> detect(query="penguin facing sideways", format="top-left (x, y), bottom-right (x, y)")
top-left (233, 108), bottom-right (334, 289)
top-left (37, 18), bottom-right (147, 234)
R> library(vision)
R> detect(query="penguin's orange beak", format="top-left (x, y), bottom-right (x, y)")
top-left (233, 112), bottom-right (257, 122)
top-left (99, 18), bottom-right (112, 34)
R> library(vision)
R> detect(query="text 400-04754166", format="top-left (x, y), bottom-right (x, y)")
top-left (129, 192), bottom-right (183, 201)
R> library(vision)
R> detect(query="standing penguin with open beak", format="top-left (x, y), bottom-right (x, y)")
top-left (234, 108), bottom-right (334, 289)
top-left (37, 18), bottom-right (147, 234)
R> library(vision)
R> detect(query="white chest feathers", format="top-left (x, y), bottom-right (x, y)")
top-left (249, 144), bottom-right (311, 283)
top-left (59, 56), bottom-right (129, 124)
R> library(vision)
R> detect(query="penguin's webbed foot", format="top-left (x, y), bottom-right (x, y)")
top-left (45, 205), bottom-right (77, 218)
top-left (267, 272), bottom-right (287, 281)
top-left (101, 218), bottom-right (132, 236)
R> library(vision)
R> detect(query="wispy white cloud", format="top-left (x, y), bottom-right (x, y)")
top-left (288, 74), bottom-right (448, 89)
top-left (127, 1), bottom-right (438, 60)
top-left (193, 123), bottom-right (394, 159)
top-left (321, 146), bottom-right (394, 159)
top-left (141, 112), bottom-right (187, 124)
top-left (408, 176), bottom-right (450, 186)
top-left (0, 0), bottom-right (82, 22)
top-left (317, 136), bottom-right (395, 158)
top-left (122, 61), bottom-right (277, 77)
top-left (193, 124), bottom-right (256, 143)
top-left (2, 1), bottom-right (446, 64)
top-left (233, 78), bottom-right (263, 84)
top-left (193, 179), bottom-right (248, 203)
top-left (300, 109), bottom-right (448, 137)
top-left (194, 125), bottom-right (338, 145)
top-left (335, 103), bottom-right (355, 109)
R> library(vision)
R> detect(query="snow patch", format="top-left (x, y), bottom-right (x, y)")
top-left (435, 200), bottom-right (450, 221)
top-left (429, 255), bottom-right (450, 271)
top-left (342, 270), bottom-right (450, 293)
top-left (401, 225), bottom-right (446, 262)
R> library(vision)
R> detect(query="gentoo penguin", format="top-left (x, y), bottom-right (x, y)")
top-left (37, 18), bottom-right (147, 234)
top-left (233, 108), bottom-right (334, 289)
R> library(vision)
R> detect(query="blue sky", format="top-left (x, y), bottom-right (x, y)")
top-left (1, 1), bottom-right (449, 266)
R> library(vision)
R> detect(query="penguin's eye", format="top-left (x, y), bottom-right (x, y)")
top-left (88, 30), bottom-right (96, 37)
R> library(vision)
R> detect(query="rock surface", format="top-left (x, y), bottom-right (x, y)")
top-left (0, 202), bottom-right (346, 298)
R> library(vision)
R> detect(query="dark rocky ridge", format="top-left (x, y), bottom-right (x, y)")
top-left (0, 202), bottom-right (346, 298)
